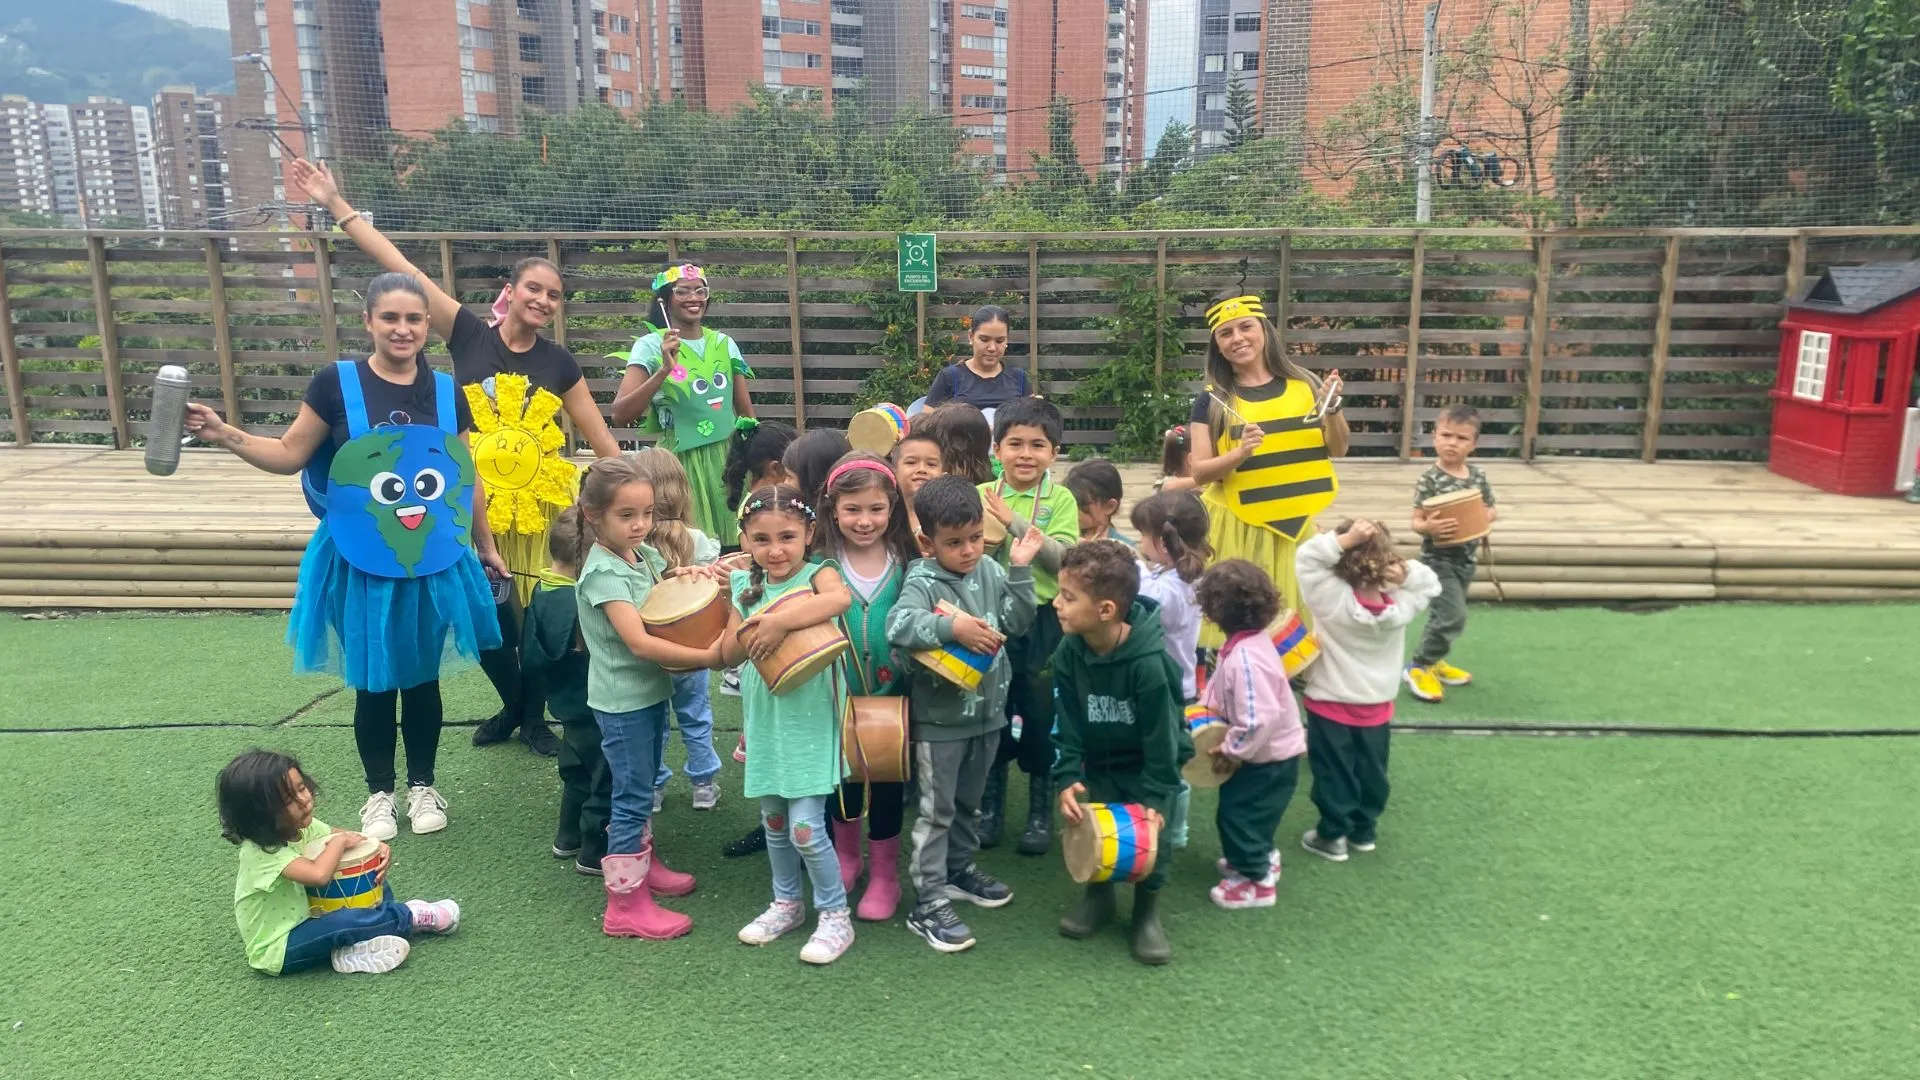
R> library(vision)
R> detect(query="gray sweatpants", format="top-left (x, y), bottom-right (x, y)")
top-left (1413, 556), bottom-right (1475, 666)
top-left (909, 729), bottom-right (1001, 902)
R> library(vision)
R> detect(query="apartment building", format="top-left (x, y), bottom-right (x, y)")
top-left (151, 87), bottom-right (240, 228)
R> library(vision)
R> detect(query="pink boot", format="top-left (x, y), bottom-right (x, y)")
top-left (856, 835), bottom-right (902, 922)
top-left (601, 849), bottom-right (692, 940)
top-left (830, 818), bottom-right (864, 897)
top-left (642, 824), bottom-right (697, 897)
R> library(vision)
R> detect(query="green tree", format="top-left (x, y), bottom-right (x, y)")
top-left (1224, 75), bottom-right (1261, 151)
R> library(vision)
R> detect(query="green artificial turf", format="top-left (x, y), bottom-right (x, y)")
top-left (3, 727), bottom-right (1915, 1080)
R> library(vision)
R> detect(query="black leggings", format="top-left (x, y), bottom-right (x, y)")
top-left (354, 682), bottom-right (444, 793)
top-left (476, 600), bottom-right (522, 719)
top-left (830, 780), bottom-right (905, 841)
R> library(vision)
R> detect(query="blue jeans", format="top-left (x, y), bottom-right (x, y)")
top-left (759, 794), bottom-right (847, 912)
top-left (594, 702), bottom-right (669, 855)
top-left (280, 892), bottom-right (413, 974)
top-left (654, 672), bottom-right (723, 789)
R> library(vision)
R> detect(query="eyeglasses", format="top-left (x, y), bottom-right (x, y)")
top-left (672, 286), bottom-right (710, 300)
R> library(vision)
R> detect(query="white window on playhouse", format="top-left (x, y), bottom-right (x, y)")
top-left (1793, 330), bottom-right (1833, 401)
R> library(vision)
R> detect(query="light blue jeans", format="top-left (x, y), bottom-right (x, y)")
top-left (654, 672), bottom-right (723, 789)
top-left (759, 794), bottom-right (848, 912)
top-left (594, 702), bottom-right (668, 855)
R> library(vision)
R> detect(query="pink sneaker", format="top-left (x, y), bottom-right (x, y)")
top-left (1215, 849), bottom-right (1281, 880)
top-left (732, 733), bottom-right (747, 763)
top-left (738, 899), bottom-right (806, 945)
top-left (404, 898), bottom-right (461, 934)
top-left (1210, 873), bottom-right (1277, 910)
top-left (799, 908), bottom-right (855, 964)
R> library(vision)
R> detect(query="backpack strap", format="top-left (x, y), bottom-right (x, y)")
top-left (336, 360), bottom-right (371, 438)
top-left (432, 369), bottom-right (456, 433)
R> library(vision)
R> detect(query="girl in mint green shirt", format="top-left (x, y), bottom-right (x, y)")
top-left (218, 750), bottom-right (460, 975)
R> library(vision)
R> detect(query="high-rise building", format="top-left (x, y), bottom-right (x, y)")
top-left (1008, 0), bottom-right (1143, 177)
top-left (0, 97), bottom-right (63, 219)
top-left (152, 87), bottom-right (240, 229)
top-left (67, 98), bottom-right (162, 227)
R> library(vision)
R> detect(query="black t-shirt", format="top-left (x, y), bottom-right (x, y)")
top-left (448, 306), bottom-right (584, 400)
top-left (303, 358), bottom-right (475, 449)
top-left (1189, 377), bottom-right (1297, 440)
top-left (926, 361), bottom-right (1030, 411)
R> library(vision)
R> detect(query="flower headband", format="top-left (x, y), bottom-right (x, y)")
top-left (825, 459), bottom-right (897, 493)
top-left (1205, 295), bottom-right (1266, 331)
top-left (738, 492), bottom-right (815, 523)
top-left (652, 263), bottom-right (707, 292)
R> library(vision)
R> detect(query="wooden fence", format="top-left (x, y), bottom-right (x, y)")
top-left (2, 226), bottom-right (1916, 459)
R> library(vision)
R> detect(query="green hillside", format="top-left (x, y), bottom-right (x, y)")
top-left (0, 0), bottom-right (233, 104)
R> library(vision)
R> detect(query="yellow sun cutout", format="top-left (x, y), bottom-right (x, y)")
top-left (465, 372), bottom-right (576, 536)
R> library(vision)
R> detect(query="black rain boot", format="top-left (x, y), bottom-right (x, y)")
top-left (1058, 882), bottom-right (1117, 939)
top-left (978, 760), bottom-right (1009, 849)
top-left (723, 824), bottom-right (767, 858)
top-left (1130, 886), bottom-right (1170, 966)
top-left (1016, 774), bottom-right (1052, 856)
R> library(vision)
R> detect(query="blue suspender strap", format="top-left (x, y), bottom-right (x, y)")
top-left (336, 360), bottom-right (371, 438)
top-left (433, 370), bottom-right (456, 433)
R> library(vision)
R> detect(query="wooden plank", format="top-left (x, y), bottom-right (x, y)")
top-left (0, 242), bottom-right (27, 445)
top-left (1273, 234), bottom-right (1291, 355)
top-left (312, 238), bottom-right (339, 363)
top-left (1028, 239), bottom-right (1041, 382)
top-left (1399, 234), bottom-right (1424, 460)
top-left (1640, 235), bottom-right (1682, 462)
top-left (1784, 232), bottom-right (1806, 301)
top-left (1153, 236), bottom-right (1166, 392)
top-left (85, 236), bottom-right (129, 448)
top-left (786, 235), bottom-right (805, 428)
top-left (1522, 234), bottom-right (1553, 460)
top-left (438, 238), bottom-right (457, 298)
top-left (204, 238), bottom-right (240, 428)
top-left (545, 238), bottom-right (568, 349)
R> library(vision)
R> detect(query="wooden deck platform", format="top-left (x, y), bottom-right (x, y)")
top-left (4, 446), bottom-right (1920, 609)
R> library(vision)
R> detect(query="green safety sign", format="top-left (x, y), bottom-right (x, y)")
top-left (897, 233), bottom-right (937, 293)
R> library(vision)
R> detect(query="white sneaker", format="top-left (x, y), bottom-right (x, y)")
top-left (330, 935), bottom-right (409, 973)
top-left (799, 908), bottom-right (855, 965)
top-left (652, 787), bottom-right (667, 814)
top-left (404, 898), bottom-right (461, 934)
top-left (737, 899), bottom-right (806, 945)
top-left (406, 785), bottom-right (448, 834)
top-left (691, 781), bottom-right (720, 811)
top-left (359, 792), bottom-right (398, 842)
top-left (721, 667), bottom-right (742, 697)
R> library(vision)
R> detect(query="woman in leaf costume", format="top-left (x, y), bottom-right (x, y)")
top-left (289, 159), bottom-right (623, 756)
top-left (611, 264), bottom-right (757, 547)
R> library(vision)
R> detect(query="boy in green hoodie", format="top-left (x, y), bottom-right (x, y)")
top-left (519, 515), bottom-right (611, 876)
top-left (887, 476), bottom-right (1043, 953)
top-left (1051, 539), bottom-right (1187, 965)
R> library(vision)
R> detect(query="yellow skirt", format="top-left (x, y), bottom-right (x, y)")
top-left (1199, 486), bottom-right (1315, 649)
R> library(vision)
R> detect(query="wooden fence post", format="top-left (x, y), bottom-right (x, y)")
top-left (1273, 234), bottom-right (1292, 356)
top-left (1153, 236), bottom-right (1167, 393)
top-left (787, 235), bottom-right (805, 428)
top-left (312, 237), bottom-right (339, 363)
top-left (1522, 234), bottom-right (1555, 460)
top-left (0, 241), bottom-right (28, 446)
top-left (1398, 234), bottom-right (1426, 460)
top-left (545, 238), bottom-right (567, 348)
top-left (86, 235), bottom-right (128, 448)
top-left (1640, 235), bottom-right (1682, 462)
top-left (1028, 239), bottom-right (1041, 384)
top-left (1784, 231), bottom-right (1807, 302)
top-left (204, 238), bottom-right (239, 429)
top-left (438, 239), bottom-right (458, 299)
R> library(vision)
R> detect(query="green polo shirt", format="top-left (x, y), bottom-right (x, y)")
top-left (575, 542), bottom-right (674, 714)
top-left (982, 472), bottom-right (1081, 603)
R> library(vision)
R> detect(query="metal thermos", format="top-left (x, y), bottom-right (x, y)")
top-left (144, 365), bottom-right (193, 476)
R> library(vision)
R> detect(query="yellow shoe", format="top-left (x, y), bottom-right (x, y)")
top-left (1404, 665), bottom-right (1444, 703)
top-left (1429, 660), bottom-right (1472, 686)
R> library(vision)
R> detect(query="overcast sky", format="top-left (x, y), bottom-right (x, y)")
top-left (119, 0), bottom-right (228, 30)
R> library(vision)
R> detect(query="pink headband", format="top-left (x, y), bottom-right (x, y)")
top-left (486, 284), bottom-right (511, 328)
top-left (825, 459), bottom-right (897, 494)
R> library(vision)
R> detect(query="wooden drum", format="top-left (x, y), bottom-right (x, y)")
top-left (982, 514), bottom-right (1007, 553)
top-left (1266, 609), bottom-right (1321, 678)
top-left (1180, 704), bottom-right (1235, 789)
top-left (848, 402), bottom-right (909, 455)
top-left (302, 835), bottom-right (388, 916)
top-left (842, 695), bottom-right (910, 783)
top-left (1421, 487), bottom-right (1493, 546)
top-left (1062, 802), bottom-right (1160, 885)
top-left (749, 590), bottom-right (850, 695)
top-left (910, 599), bottom-right (999, 692)
top-left (640, 576), bottom-right (729, 671)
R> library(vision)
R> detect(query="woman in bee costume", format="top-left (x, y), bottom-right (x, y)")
top-left (184, 273), bottom-right (502, 841)
top-left (611, 264), bottom-right (758, 548)
top-left (1184, 292), bottom-right (1350, 640)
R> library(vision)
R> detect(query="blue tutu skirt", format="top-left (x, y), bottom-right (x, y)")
top-left (287, 520), bottom-right (503, 693)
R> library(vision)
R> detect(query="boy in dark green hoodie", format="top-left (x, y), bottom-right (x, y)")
top-left (520, 515), bottom-right (610, 876)
top-left (1051, 539), bottom-right (1187, 965)
top-left (887, 476), bottom-right (1043, 953)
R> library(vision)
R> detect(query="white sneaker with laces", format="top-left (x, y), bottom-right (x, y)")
top-left (359, 791), bottom-right (398, 842)
top-left (404, 898), bottom-right (461, 934)
top-left (691, 781), bottom-right (720, 811)
top-left (721, 667), bottom-right (743, 697)
top-left (331, 935), bottom-right (409, 973)
top-left (406, 785), bottom-right (448, 834)
top-left (799, 908), bottom-right (855, 965)
top-left (738, 899), bottom-right (806, 945)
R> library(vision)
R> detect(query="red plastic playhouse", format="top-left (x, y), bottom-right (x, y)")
top-left (1769, 261), bottom-right (1920, 495)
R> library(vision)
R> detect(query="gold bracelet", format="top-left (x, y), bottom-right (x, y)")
top-left (334, 210), bottom-right (362, 230)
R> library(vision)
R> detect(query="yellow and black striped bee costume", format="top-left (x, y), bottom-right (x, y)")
top-left (1201, 295), bottom-right (1337, 541)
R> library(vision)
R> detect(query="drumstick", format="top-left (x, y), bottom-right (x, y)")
top-left (1206, 390), bottom-right (1251, 427)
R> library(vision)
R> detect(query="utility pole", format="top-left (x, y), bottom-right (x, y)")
top-left (1414, 1), bottom-right (1441, 224)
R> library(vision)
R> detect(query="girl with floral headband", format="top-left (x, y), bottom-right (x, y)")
top-left (612, 264), bottom-right (757, 548)
top-left (1185, 290), bottom-right (1349, 639)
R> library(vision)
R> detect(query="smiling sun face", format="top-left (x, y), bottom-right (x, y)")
top-left (465, 372), bottom-right (577, 536)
